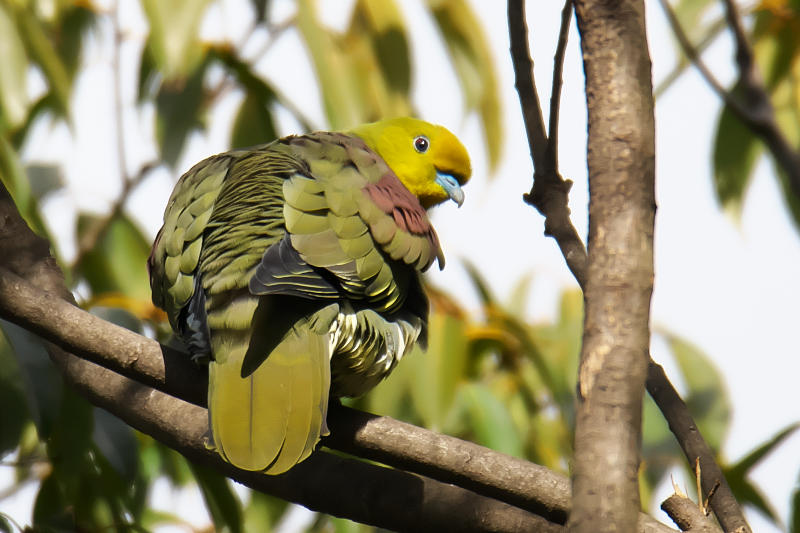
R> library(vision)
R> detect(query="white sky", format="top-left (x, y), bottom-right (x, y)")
top-left (2, 0), bottom-right (799, 531)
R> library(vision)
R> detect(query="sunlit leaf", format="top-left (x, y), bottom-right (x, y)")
top-left (672, 0), bottom-right (717, 42)
top-left (10, 3), bottom-right (72, 116)
top-left (712, 97), bottom-right (763, 219)
top-left (426, 0), bottom-right (502, 169)
top-left (141, 0), bottom-right (213, 80)
top-left (296, 0), bottom-right (359, 129)
top-left (0, 320), bottom-right (63, 439)
top-left (243, 491), bottom-right (289, 533)
top-left (93, 408), bottom-right (139, 485)
top-left (155, 52), bottom-right (212, 168)
top-left (0, 3), bottom-right (30, 131)
top-left (190, 463), bottom-right (243, 533)
top-left (76, 213), bottom-right (153, 301)
top-left (667, 334), bottom-right (730, 452)
top-left (460, 383), bottom-right (524, 458)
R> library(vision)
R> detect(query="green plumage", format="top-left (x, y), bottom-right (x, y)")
top-left (149, 131), bottom-right (442, 473)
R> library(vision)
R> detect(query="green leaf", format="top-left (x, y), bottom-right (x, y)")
top-left (426, 0), bottom-right (502, 169)
top-left (0, 514), bottom-right (13, 533)
top-left (0, 320), bottom-right (63, 439)
top-left (76, 213), bottom-right (153, 301)
top-left (727, 422), bottom-right (799, 476)
top-left (775, 166), bottom-right (800, 232)
top-left (89, 307), bottom-right (144, 335)
top-left (48, 387), bottom-right (93, 489)
top-left (411, 312), bottom-right (469, 431)
top-left (0, 135), bottom-right (50, 238)
top-left (33, 472), bottom-right (72, 531)
top-left (213, 48), bottom-right (279, 148)
top-left (243, 491), bottom-right (289, 533)
top-left (190, 463), bottom-right (243, 533)
top-left (672, 0), bottom-right (717, 42)
top-left (0, 2), bottom-right (30, 131)
top-left (141, 0), bottom-right (213, 80)
top-left (92, 408), bottom-right (140, 485)
top-left (296, 0), bottom-right (359, 129)
top-left (155, 52), bottom-right (211, 168)
top-left (667, 334), bottom-right (730, 452)
top-left (791, 481), bottom-right (800, 533)
top-left (712, 96), bottom-right (762, 218)
top-left (460, 383), bottom-right (524, 458)
top-left (10, 3), bottom-right (72, 117)
top-left (55, 4), bottom-right (97, 82)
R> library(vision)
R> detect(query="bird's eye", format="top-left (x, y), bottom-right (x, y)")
top-left (414, 136), bottom-right (430, 154)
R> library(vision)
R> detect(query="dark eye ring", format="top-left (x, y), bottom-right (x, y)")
top-left (414, 136), bottom-right (430, 153)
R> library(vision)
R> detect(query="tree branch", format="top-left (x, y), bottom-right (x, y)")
top-left (658, 0), bottom-right (800, 203)
top-left (0, 178), bottom-right (679, 531)
top-left (0, 181), bottom-right (563, 533)
top-left (507, 2), bottom-right (752, 532)
top-left (569, 2), bottom-right (656, 532)
top-left (661, 494), bottom-right (724, 533)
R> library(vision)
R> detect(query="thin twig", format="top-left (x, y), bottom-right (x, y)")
top-left (508, 0), bottom-right (548, 170)
top-left (545, 0), bottom-right (572, 173)
top-left (658, 0), bottom-right (800, 201)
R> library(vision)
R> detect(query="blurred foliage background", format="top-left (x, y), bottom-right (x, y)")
top-left (0, 0), bottom-right (798, 532)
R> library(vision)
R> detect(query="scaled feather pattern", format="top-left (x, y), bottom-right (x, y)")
top-left (149, 117), bottom-right (471, 473)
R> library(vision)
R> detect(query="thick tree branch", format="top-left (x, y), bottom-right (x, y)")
top-left (658, 0), bottom-right (800, 202)
top-left (508, 2), bottom-right (751, 532)
top-left (569, 2), bottom-right (655, 532)
top-left (0, 181), bottom-right (679, 530)
top-left (0, 183), bottom-right (562, 533)
top-left (509, 0), bottom-right (588, 290)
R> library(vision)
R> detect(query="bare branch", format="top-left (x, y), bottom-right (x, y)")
top-left (545, 0), bottom-right (573, 172)
top-left (658, 0), bottom-right (800, 203)
top-left (0, 177), bottom-right (679, 533)
top-left (661, 494), bottom-right (724, 533)
top-left (508, 0), bottom-right (548, 170)
top-left (569, 1), bottom-right (656, 532)
top-left (647, 361), bottom-right (751, 533)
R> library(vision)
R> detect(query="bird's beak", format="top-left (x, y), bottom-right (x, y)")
top-left (435, 172), bottom-right (465, 207)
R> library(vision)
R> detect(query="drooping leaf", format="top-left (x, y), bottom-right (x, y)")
top-left (243, 490), bottom-right (289, 533)
top-left (55, 4), bottom-right (97, 82)
top-left (141, 0), bottom-right (213, 81)
top-left (213, 48), bottom-right (279, 148)
top-left (713, 97), bottom-right (763, 219)
top-left (0, 2), bottom-right (30, 131)
top-left (155, 52), bottom-right (212, 168)
top-left (296, 0), bottom-right (359, 129)
top-left (426, 0), bottom-right (502, 169)
top-left (92, 408), bottom-right (140, 485)
top-left (0, 320), bottom-right (63, 439)
top-left (10, 3), bottom-right (72, 117)
top-left (76, 213), bottom-right (153, 301)
top-left (190, 463), bottom-right (243, 533)
top-left (667, 334), bottom-right (730, 453)
top-left (460, 383), bottom-right (524, 458)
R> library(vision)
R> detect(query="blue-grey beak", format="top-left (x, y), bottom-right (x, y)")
top-left (435, 172), bottom-right (465, 207)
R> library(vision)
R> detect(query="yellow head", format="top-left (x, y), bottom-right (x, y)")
top-left (350, 117), bottom-right (472, 210)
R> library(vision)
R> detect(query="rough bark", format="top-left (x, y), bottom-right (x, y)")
top-left (661, 494), bottom-right (723, 533)
top-left (569, 1), bottom-right (656, 532)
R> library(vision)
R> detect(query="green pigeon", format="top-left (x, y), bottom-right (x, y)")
top-left (148, 117), bottom-right (472, 473)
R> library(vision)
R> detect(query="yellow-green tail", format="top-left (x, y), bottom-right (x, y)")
top-left (208, 324), bottom-right (331, 473)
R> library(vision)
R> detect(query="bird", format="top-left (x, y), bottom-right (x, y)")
top-left (148, 117), bottom-right (471, 473)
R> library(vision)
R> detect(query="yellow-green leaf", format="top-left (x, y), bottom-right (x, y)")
top-left (427, 0), bottom-right (502, 169)
top-left (141, 0), bottom-right (212, 81)
top-left (0, 2), bottom-right (30, 130)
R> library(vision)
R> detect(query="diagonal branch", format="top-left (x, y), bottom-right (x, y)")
top-left (0, 181), bottom-right (678, 532)
top-left (508, 1), bottom-right (751, 532)
top-left (658, 0), bottom-right (800, 203)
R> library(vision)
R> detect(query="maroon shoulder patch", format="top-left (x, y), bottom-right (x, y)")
top-left (363, 174), bottom-right (442, 269)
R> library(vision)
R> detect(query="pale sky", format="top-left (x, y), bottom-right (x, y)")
top-left (1, 0), bottom-right (798, 531)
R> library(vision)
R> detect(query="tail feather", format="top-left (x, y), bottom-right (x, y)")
top-left (208, 326), bottom-right (331, 473)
